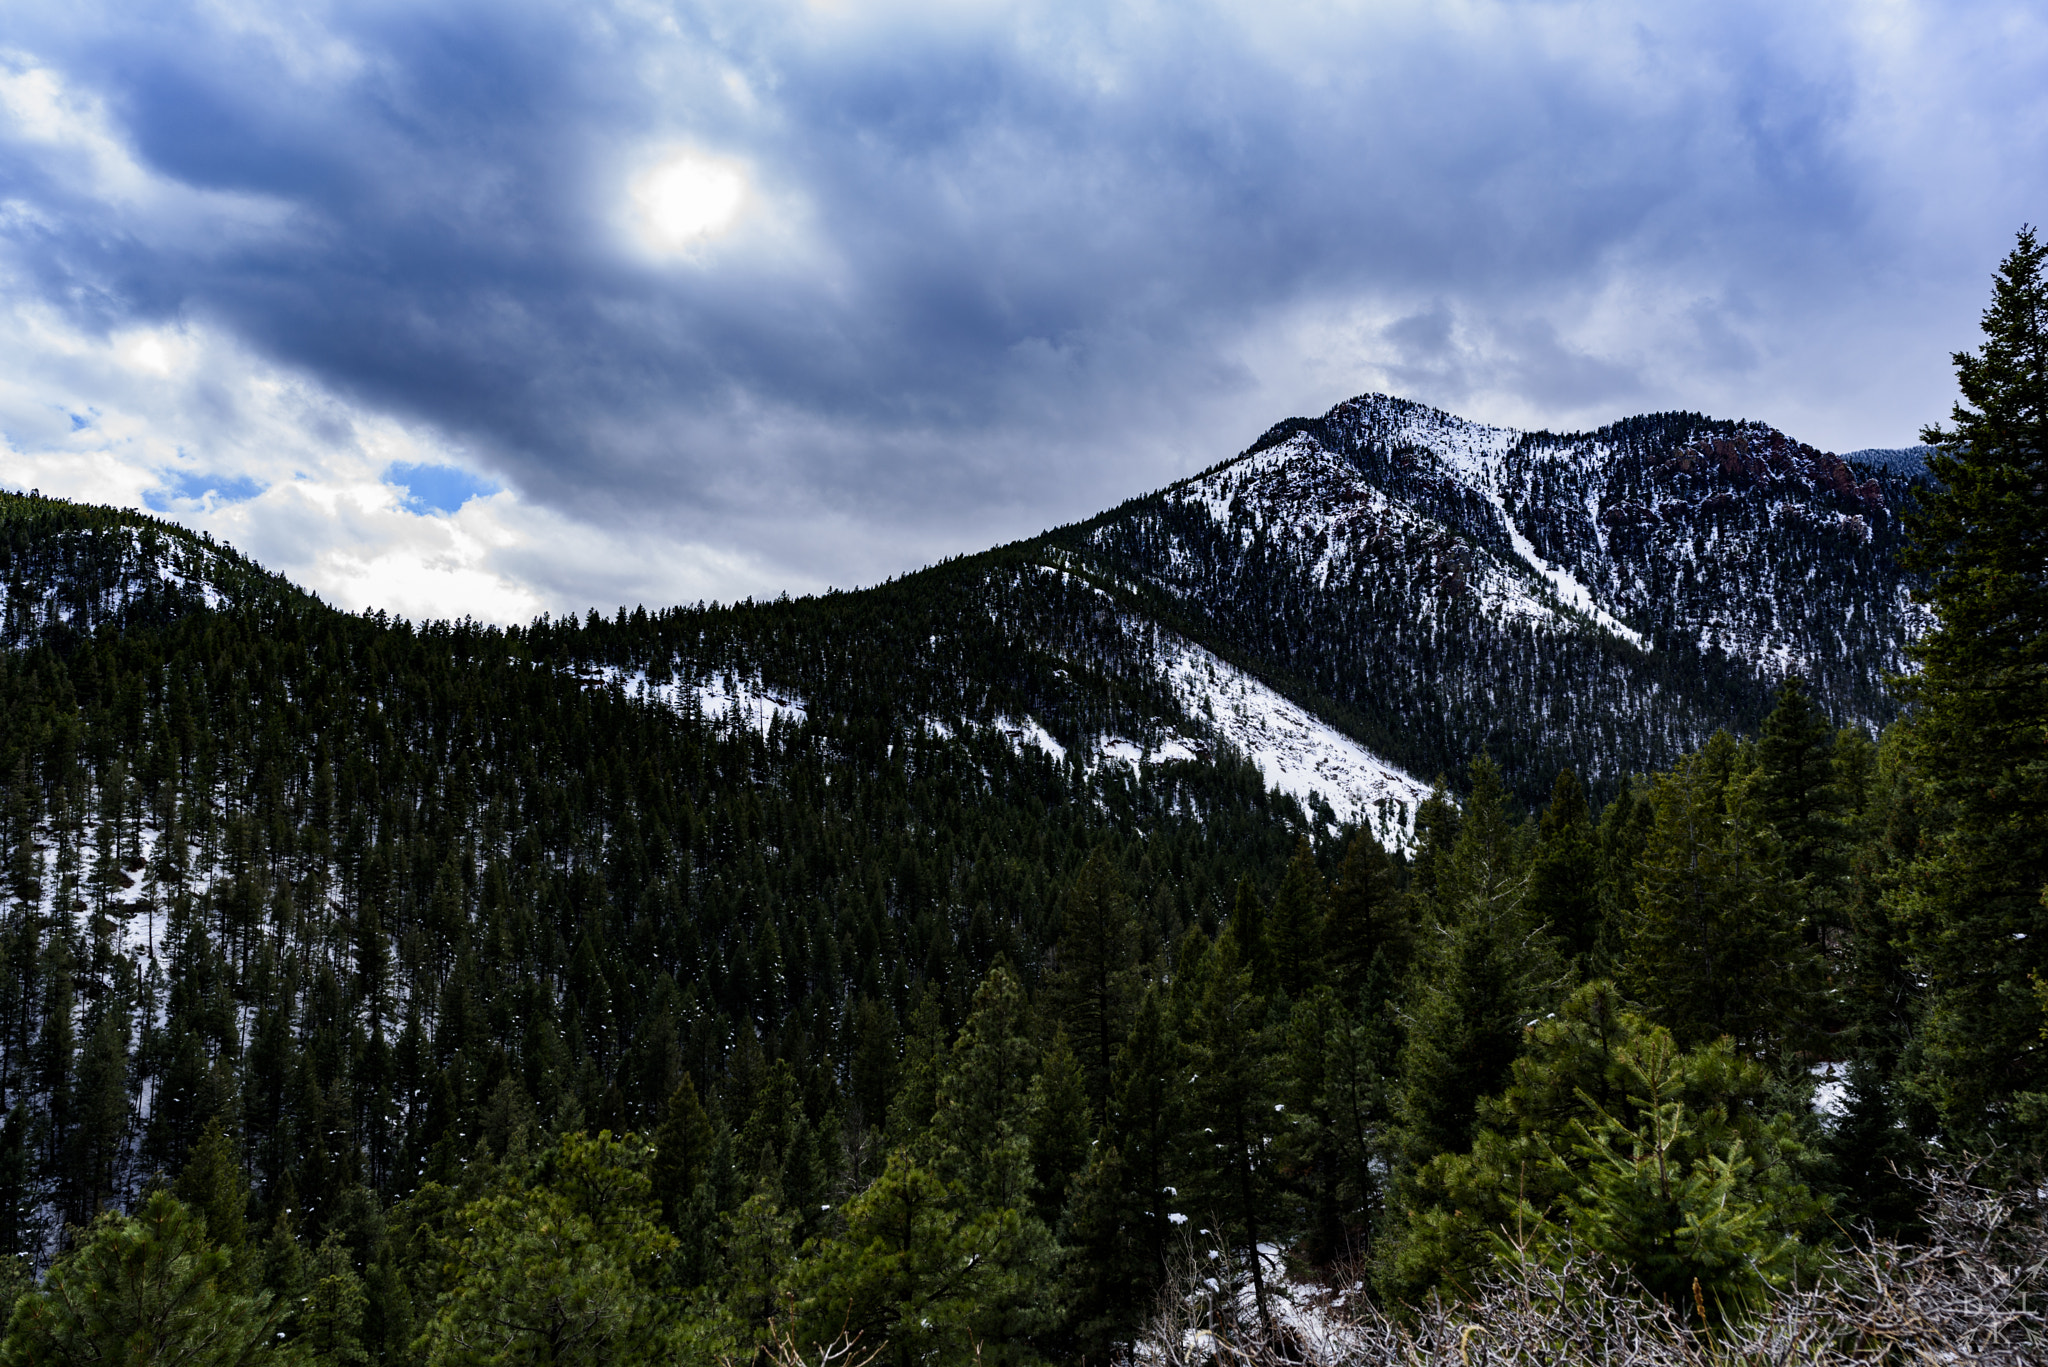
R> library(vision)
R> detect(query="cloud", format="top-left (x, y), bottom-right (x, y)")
top-left (0, 0), bottom-right (2042, 619)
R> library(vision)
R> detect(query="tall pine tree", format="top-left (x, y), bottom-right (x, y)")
top-left (1897, 227), bottom-right (2048, 1145)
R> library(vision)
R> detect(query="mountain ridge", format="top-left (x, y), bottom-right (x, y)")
top-left (3, 389), bottom-right (1929, 815)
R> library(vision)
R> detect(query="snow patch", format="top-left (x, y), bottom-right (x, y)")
top-left (591, 665), bottom-right (809, 732)
top-left (994, 715), bottom-right (1067, 762)
top-left (1157, 634), bottom-right (1428, 845)
top-left (1486, 487), bottom-right (1648, 649)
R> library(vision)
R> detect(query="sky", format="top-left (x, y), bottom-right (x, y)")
top-left (1, 0), bottom-right (2043, 622)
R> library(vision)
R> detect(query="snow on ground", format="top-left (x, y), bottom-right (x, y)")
top-left (1377, 405), bottom-right (1645, 649)
top-left (590, 666), bottom-right (808, 732)
top-left (1156, 633), bottom-right (1429, 845)
top-left (1173, 429), bottom-right (1641, 650)
top-left (689, 674), bottom-right (808, 730)
top-left (1484, 487), bottom-right (1648, 649)
top-left (1139, 1241), bottom-right (1374, 1367)
top-left (994, 715), bottom-right (1067, 762)
top-left (1811, 1061), bottom-right (1851, 1124)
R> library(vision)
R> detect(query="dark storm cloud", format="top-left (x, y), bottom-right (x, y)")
top-left (3, 0), bottom-right (2044, 600)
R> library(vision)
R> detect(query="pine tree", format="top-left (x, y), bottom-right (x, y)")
top-left (1396, 755), bottom-right (1542, 1174)
top-left (296, 1235), bottom-right (367, 1367)
top-left (1265, 841), bottom-right (1327, 1000)
top-left (1623, 732), bottom-right (1814, 1056)
top-left (419, 1133), bottom-right (679, 1367)
top-left (1406, 779), bottom-right (1461, 902)
top-left (1226, 880), bottom-right (1277, 1004)
top-left (1322, 831), bottom-right (1406, 996)
top-left (1183, 929), bottom-right (1278, 1338)
top-left (1897, 226), bottom-right (2048, 1144)
top-left (1524, 769), bottom-right (1600, 967)
top-left (1061, 986), bottom-right (1179, 1359)
top-left (1023, 1031), bottom-right (1092, 1232)
top-left (68, 1007), bottom-right (130, 1225)
top-left (650, 1077), bottom-right (717, 1241)
top-left (930, 965), bottom-right (1039, 1213)
top-left (173, 1118), bottom-right (250, 1279)
top-left (0, 1109), bottom-right (34, 1274)
top-left (0, 1191), bottom-right (287, 1367)
top-left (1753, 678), bottom-right (1850, 952)
top-left (1043, 852), bottom-right (1138, 1115)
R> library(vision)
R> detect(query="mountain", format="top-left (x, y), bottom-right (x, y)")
top-left (2, 391), bottom-right (1929, 837)
top-left (1055, 394), bottom-right (1928, 799)
top-left (0, 393), bottom-right (1935, 1356)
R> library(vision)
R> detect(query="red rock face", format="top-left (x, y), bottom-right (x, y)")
top-left (1664, 424), bottom-right (1886, 514)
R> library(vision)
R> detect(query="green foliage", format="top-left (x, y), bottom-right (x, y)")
top-left (1525, 769), bottom-right (1600, 968)
top-left (1022, 1032), bottom-right (1092, 1230)
top-left (930, 966), bottom-right (1039, 1212)
top-left (293, 1237), bottom-right (367, 1367)
top-left (1385, 981), bottom-right (1825, 1313)
top-left (1181, 928), bottom-right (1280, 1336)
top-left (795, 1153), bottom-right (1049, 1367)
top-left (0, 405), bottom-right (1976, 1359)
top-left (1397, 757), bottom-right (1546, 1174)
top-left (1265, 841), bottom-right (1327, 998)
top-left (0, 1191), bottom-right (292, 1367)
top-left (415, 1133), bottom-right (677, 1367)
top-left (173, 1119), bottom-right (250, 1271)
top-left (1321, 830), bottom-right (1406, 994)
top-left (1898, 226), bottom-right (2048, 1147)
top-left (1042, 853), bottom-right (1137, 1115)
top-left (1622, 732), bottom-right (1815, 1056)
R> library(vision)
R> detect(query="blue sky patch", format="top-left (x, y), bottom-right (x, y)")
top-left (143, 470), bottom-right (267, 511)
top-left (385, 462), bottom-right (499, 515)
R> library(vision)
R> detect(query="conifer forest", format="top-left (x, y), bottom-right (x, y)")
top-left (0, 232), bottom-right (2042, 1364)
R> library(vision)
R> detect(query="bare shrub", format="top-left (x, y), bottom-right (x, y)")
top-left (1143, 1165), bottom-right (2048, 1365)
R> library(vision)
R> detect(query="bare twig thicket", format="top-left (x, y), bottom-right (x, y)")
top-left (728, 1324), bottom-right (885, 1367)
top-left (1142, 1166), bottom-right (2048, 1366)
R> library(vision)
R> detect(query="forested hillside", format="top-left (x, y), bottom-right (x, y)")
top-left (0, 232), bottom-right (2038, 1366)
top-left (1070, 395), bottom-right (1928, 799)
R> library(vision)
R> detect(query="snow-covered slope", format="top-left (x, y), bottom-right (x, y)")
top-left (1150, 631), bottom-right (1428, 844)
top-left (1072, 393), bottom-right (1929, 798)
top-left (1, 494), bottom-right (291, 647)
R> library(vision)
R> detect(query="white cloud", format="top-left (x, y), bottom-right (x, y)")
top-left (0, 51), bottom-right (288, 244)
top-left (0, 298), bottom-right (792, 622)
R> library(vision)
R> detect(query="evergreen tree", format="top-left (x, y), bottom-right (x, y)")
top-left (1396, 755), bottom-right (1542, 1175)
top-left (795, 1153), bottom-right (1047, 1367)
top-left (930, 965), bottom-right (1039, 1213)
top-left (1042, 853), bottom-right (1138, 1115)
top-left (0, 1191), bottom-right (289, 1367)
top-left (68, 1007), bottom-right (130, 1225)
top-left (1265, 841), bottom-right (1327, 998)
top-left (650, 1077), bottom-right (718, 1243)
top-left (295, 1235), bottom-right (367, 1367)
top-left (1226, 881), bottom-right (1277, 1004)
top-left (1321, 830), bottom-right (1406, 996)
top-left (173, 1118), bottom-right (251, 1277)
top-left (417, 1133), bottom-right (678, 1367)
top-left (1625, 732), bottom-right (1816, 1056)
top-left (1386, 980), bottom-right (1827, 1309)
top-left (1897, 226), bottom-right (2048, 1145)
top-left (0, 1109), bottom-right (37, 1273)
top-left (1524, 768), bottom-right (1600, 967)
top-left (1594, 776), bottom-right (1655, 972)
top-left (1182, 929), bottom-right (1278, 1338)
top-left (1022, 1031), bottom-right (1091, 1231)
top-left (1753, 678), bottom-right (1850, 953)
top-left (1406, 779), bottom-right (1461, 902)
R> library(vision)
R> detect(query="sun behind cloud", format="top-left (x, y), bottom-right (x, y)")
top-left (630, 149), bottom-right (747, 252)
